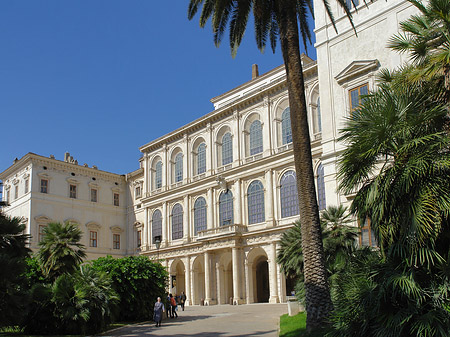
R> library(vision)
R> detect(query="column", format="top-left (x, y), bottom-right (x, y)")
top-left (183, 134), bottom-right (190, 183)
top-left (215, 260), bottom-right (222, 304)
top-left (162, 202), bottom-right (168, 246)
top-left (142, 208), bottom-right (149, 250)
top-left (207, 187), bottom-right (214, 230)
top-left (272, 170), bottom-right (279, 224)
top-left (143, 153), bottom-right (149, 195)
top-left (232, 247), bottom-right (242, 304)
top-left (244, 260), bottom-right (254, 304)
top-left (206, 123), bottom-right (214, 174)
top-left (232, 109), bottom-right (241, 165)
top-left (162, 144), bottom-right (168, 190)
top-left (234, 179), bottom-right (242, 225)
top-left (262, 95), bottom-right (273, 155)
top-left (265, 169), bottom-right (274, 227)
top-left (204, 251), bottom-right (212, 305)
top-left (183, 195), bottom-right (190, 242)
top-left (185, 256), bottom-right (191, 306)
top-left (268, 242), bottom-right (279, 303)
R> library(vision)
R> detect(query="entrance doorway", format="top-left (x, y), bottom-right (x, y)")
top-left (255, 258), bottom-right (269, 303)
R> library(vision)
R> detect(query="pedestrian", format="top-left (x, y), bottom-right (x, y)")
top-left (153, 297), bottom-right (165, 327)
top-left (166, 294), bottom-right (172, 318)
top-left (169, 293), bottom-right (178, 318)
top-left (180, 291), bottom-right (186, 311)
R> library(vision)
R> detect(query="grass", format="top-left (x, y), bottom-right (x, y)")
top-left (279, 312), bottom-right (330, 337)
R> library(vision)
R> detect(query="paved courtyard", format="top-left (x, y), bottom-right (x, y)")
top-left (98, 303), bottom-right (287, 337)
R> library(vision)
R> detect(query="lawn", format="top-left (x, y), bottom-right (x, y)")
top-left (279, 312), bottom-right (329, 337)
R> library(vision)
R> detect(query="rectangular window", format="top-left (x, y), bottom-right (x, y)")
top-left (359, 218), bottom-right (378, 247)
top-left (39, 225), bottom-right (46, 242)
top-left (14, 185), bottom-right (18, 200)
top-left (113, 234), bottom-right (120, 249)
top-left (349, 83), bottom-right (368, 113)
top-left (113, 193), bottom-right (119, 206)
top-left (6, 189), bottom-right (10, 202)
top-left (40, 179), bottom-right (48, 194)
top-left (135, 186), bottom-right (141, 198)
top-left (90, 188), bottom-right (98, 202)
top-left (137, 230), bottom-right (142, 248)
top-left (24, 179), bottom-right (29, 194)
top-left (69, 184), bottom-right (77, 199)
top-left (90, 231), bottom-right (98, 247)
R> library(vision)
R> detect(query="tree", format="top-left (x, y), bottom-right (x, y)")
top-left (277, 206), bottom-right (358, 304)
top-left (187, 0), bottom-right (353, 327)
top-left (0, 213), bottom-right (31, 328)
top-left (388, 0), bottom-right (450, 101)
top-left (37, 222), bottom-right (86, 282)
top-left (90, 255), bottom-right (168, 322)
top-left (335, 68), bottom-right (450, 336)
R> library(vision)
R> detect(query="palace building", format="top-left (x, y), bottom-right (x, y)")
top-left (0, 0), bottom-right (417, 305)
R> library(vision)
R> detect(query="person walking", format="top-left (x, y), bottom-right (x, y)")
top-left (153, 297), bottom-right (165, 327)
top-left (180, 291), bottom-right (186, 311)
top-left (169, 293), bottom-right (178, 318)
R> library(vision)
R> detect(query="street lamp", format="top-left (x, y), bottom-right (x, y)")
top-left (154, 235), bottom-right (161, 261)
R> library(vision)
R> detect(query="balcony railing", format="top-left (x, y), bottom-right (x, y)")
top-left (197, 223), bottom-right (247, 240)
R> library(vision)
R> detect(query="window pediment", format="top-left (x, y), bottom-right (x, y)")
top-left (38, 172), bottom-right (52, 179)
top-left (335, 60), bottom-right (379, 85)
top-left (86, 222), bottom-right (101, 230)
top-left (110, 225), bottom-right (124, 233)
top-left (34, 215), bottom-right (52, 224)
top-left (66, 178), bottom-right (79, 184)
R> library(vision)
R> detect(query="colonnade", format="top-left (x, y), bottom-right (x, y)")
top-left (165, 242), bottom-right (286, 306)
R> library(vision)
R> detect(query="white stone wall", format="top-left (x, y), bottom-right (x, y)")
top-left (313, 0), bottom-right (418, 208)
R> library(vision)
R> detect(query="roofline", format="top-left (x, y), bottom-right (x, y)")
top-left (0, 152), bottom-right (125, 181)
top-left (139, 59), bottom-right (317, 153)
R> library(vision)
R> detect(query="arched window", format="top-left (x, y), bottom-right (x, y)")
top-left (316, 98), bottom-right (322, 133)
top-left (282, 107), bottom-right (292, 144)
top-left (171, 203), bottom-right (183, 240)
top-left (248, 180), bottom-right (265, 224)
top-left (175, 153), bottom-right (183, 182)
top-left (280, 170), bottom-right (300, 218)
top-left (152, 210), bottom-right (162, 243)
top-left (317, 164), bottom-right (326, 211)
top-left (194, 197), bottom-right (207, 235)
top-left (249, 120), bottom-right (263, 155)
top-left (219, 190), bottom-right (233, 226)
top-left (155, 161), bottom-right (162, 189)
top-left (222, 133), bottom-right (233, 165)
top-left (197, 143), bottom-right (206, 174)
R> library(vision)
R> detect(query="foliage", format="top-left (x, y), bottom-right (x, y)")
top-left (388, 0), bottom-right (450, 98)
top-left (0, 213), bottom-right (31, 328)
top-left (37, 222), bottom-right (86, 282)
top-left (23, 265), bottom-right (118, 335)
top-left (277, 206), bottom-right (359, 304)
top-left (334, 53), bottom-right (450, 335)
top-left (90, 255), bottom-right (168, 321)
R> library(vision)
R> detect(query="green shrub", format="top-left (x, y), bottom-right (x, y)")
top-left (90, 255), bottom-right (167, 321)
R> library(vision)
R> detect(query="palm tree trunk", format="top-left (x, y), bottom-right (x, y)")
top-left (276, 1), bottom-right (332, 329)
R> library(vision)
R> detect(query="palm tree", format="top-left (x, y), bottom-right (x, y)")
top-left (187, 1), bottom-right (353, 327)
top-left (37, 222), bottom-right (86, 282)
top-left (277, 207), bottom-right (359, 303)
top-left (335, 71), bottom-right (450, 336)
top-left (388, 0), bottom-right (450, 101)
top-left (0, 213), bottom-right (31, 327)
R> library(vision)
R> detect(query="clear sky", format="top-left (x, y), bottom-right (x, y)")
top-left (0, 1), bottom-right (315, 176)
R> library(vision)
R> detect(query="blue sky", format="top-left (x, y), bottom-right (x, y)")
top-left (0, 1), bottom-right (315, 175)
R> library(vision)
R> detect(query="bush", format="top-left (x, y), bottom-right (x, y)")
top-left (90, 255), bottom-right (168, 321)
